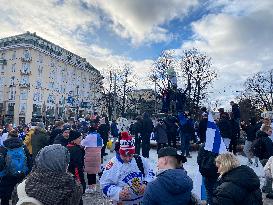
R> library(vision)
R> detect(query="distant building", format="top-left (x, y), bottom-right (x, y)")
top-left (0, 32), bottom-right (103, 125)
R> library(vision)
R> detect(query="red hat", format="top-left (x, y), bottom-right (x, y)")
top-left (119, 131), bottom-right (135, 156)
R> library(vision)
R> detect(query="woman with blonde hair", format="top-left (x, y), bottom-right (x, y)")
top-left (213, 152), bottom-right (262, 205)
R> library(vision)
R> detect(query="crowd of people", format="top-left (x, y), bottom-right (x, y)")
top-left (0, 101), bottom-right (272, 204)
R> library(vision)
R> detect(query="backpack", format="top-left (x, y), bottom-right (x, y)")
top-left (0, 147), bottom-right (28, 177)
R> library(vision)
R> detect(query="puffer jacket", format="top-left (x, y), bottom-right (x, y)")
top-left (23, 129), bottom-right (35, 155)
top-left (143, 168), bottom-right (193, 205)
top-left (213, 165), bottom-right (262, 205)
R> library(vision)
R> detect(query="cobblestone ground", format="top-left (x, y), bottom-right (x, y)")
top-left (83, 184), bottom-right (112, 205)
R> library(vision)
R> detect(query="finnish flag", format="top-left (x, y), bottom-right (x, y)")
top-left (204, 113), bottom-right (227, 154)
top-left (193, 112), bottom-right (227, 202)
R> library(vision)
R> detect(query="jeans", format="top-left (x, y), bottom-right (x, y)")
top-left (142, 135), bottom-right (150, 158)
top-left (181, 132), bottom-right (191, 156)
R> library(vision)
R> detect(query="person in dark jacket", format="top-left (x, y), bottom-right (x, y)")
top-left (252, 125), bottom-right (273, 165)
top-left (66, 130), bottom-right (86, 196)
top-left (140, 112), bottom-right (154, 158)
top-left (31, 122), bottom-right (49, 159)
top-left (0, 129), bottom-right (31, 205)
top-left (97, 117), bottom-right (110, 158)
top-left (110, 120), bottom-right (119, 152)
top-left (53, 125), bottom-right (71, 146)
top-left (142, 147), bottom-right (193, 205)
top-left (241, 117), bottom-right (259, 165)
top-left (198, 113), bottom-right (208, 143)
top-left (229, 113), bottom-right (240, 154)
top-left (217, 112), bottom-right (232, 149)
top-left (213, 152), bottom-right (262, 205)
top-left (134, 116), bottom-right (143, 155)
top-left (230, 101), bottom-right (241, 139)
top-left (49, 120), bottom-right (64, 144)
top-left (197, 144), bottom-right (219, 205)
top-left (164, 115), bottom-right (179, 148)
top-left (179, 111), bottom-right (194, 158)
top-left (154, 119), bottom-right (168, 153)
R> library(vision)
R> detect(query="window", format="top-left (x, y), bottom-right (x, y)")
top-left (38, 53), bottom-right (43, 63)
top-left (23, 49), bottom-right (31, 59)
top-left (38, 65), bottom-right (43, 77)
top-left (19, 103), bottom-right (27, 115)
top-left (35, 80), bottom-right (42, 89)
top-left (10, 76), bottom-right (15, 86)
top-left (11, 63), bottom-right (16, 72)
top-left (22, 63), bottom-right (30, 74)
top-left (20, 76), bottom-right (29, 85)
top-left (20, 90), bottom-right (28, 100)
top-left (33, 92), bottom-right (41, 102)
top-left (12, 50), bottom-right (16, 60)
top-left (9, 87), bottom-right (16, 100)
top-left (47, 94), bottom-right (55, 104)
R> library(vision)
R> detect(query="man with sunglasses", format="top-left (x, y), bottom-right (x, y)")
top-left (100, 131), bottom-right (155, 205)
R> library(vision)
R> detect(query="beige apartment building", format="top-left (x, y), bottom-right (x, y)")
top-left (0, 32), bottom-right (103, 126)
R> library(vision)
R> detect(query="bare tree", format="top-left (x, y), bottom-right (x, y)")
top-left (180, 48), bottom-right (217, 111)
top-left (150, 50), bottom-right (177, 92)
top-left (243, 69), bottom-right (273, 111)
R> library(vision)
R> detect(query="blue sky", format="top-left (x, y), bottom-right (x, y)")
top-left (1, 0), bottom-right (273, 108)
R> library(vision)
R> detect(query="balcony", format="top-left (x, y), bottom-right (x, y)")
top-left (21, 56), bottom-right (32, 62)
top-left (19, 83), bottom-right (30, 88)
top-left (20, 70), bottom-right (31, 75)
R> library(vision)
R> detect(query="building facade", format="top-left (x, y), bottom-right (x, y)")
top-left (0, 32), bottom-right (103, 126)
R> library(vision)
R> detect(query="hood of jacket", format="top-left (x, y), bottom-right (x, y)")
top-left (157, 168), bottom-right (193, 195)
top-left (221, 165), bottom-right (260, 192)
top-left (3, 137), bottom-right (24, 148)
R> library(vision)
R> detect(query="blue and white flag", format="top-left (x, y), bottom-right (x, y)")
top-left (193, 112), bottom-right (227, 202)
top-left (204, 112), bottom-right (227, 154)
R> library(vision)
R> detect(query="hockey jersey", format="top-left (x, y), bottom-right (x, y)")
top-left (100, 154), bottom-right (155, 205)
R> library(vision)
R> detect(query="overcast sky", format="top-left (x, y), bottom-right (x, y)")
top-left (1, 0), bottom-right (272, 108)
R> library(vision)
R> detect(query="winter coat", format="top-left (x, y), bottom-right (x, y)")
top-left (31, 128), bottom-right (49, 159)
top-left (100, 154), bottom-right (155, 205)
top-left (232, 104), bottom-right (240, 119)
top-left (180, 117), bottom-right (195, 135)
top-left (197, 145), bottom-right (219, 179)
top-left (97, 124), bottom-right (110, 141)
top-left (141, 114), bottom-right (154, 137)
top-left (164, 116), bottom-right (178, 136)
top-left (0, 137), bottom-right (31, 199)
top-left (154, 123), bottom-right (168, 144)
top-left (23, 128), bottom-right (35, 154)
top-left (81, 132), bottom-right (103, 174)
top-left (213, 165), bottom-right (262, 205)
top-left (66, 143), bottom-right (86, 191)
top-left (49, 128), bottom-right (62, 144)
top-left (53, 133), bottom-right (69, 147)
top-left (198, 118), bottom-right (208, 137)
top-left (142, 169), bottom-right (193, 205)
top-left (252, 131), bottom-right (273, 160)
top-left (241, 123), bottom-right (259, 142)
top-left (133, 120), bottom-right (142, 136)
top-left (217, 117), bottom-right (232, 139)
top-left (111, 122), bottom-right (119, 138)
